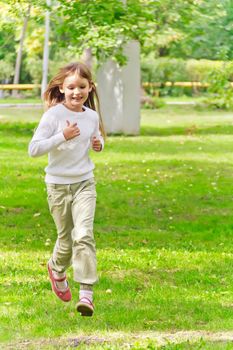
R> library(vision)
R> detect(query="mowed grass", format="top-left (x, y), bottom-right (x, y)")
top-left (1, 105), bottom-right (233, 348)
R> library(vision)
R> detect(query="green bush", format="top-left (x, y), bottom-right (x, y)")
top-left (141, 96), bottom-right (166, 109)
top-left (141, 56), bottom-right (187, 83)
top-left (0, 57), bottom-right (14, 82)
top-left (185, 59), bottom-right (223, 82)
top-left (205, 64), bottom-right (233, 110)
top-left (141, 56), bottom-right (233, 102)
top-left (141, 56), bottom-right (227, 84)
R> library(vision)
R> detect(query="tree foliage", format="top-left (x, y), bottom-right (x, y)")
top-left (54, 0), bottom-right (203, 64)
top-left (54, 0), bottom-right (155, 65)
top-left (1, 0), bottom-right (233, 84)
top-left (167, 0), bottom-right (233, 60)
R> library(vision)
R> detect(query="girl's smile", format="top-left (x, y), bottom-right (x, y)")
top-left (60, 73), bottom-right (92, 112)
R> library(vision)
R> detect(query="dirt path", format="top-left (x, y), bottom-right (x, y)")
top-left (3, 330), bottom-right (233, 349)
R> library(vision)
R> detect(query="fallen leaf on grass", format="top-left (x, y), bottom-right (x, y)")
top-left (144, 320), bottom-right (157, 325)
top-left (45, 238), bottom-right (51, 246)
top-left (33, 212), bottom-right (41, 217)
top-left (9, 207), bottom-right (23, 213)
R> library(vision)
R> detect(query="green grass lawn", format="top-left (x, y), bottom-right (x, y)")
top-left (0, 97), bottom-right (42, 104)
top-left (1, 105), bottom-right (233, 349)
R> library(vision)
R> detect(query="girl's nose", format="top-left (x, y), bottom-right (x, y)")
top-left (73, 87), bottom-right (80, 94)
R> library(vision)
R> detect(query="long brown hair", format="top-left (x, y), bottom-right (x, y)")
top-left (43, 62), bottom-right (106, 139)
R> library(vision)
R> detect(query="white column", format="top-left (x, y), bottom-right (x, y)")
top-left (97, 40), bottom-right (141, 135)
top-left (122, 41), bottom-right (140, 134)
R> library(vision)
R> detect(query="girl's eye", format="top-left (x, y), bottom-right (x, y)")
top-left (67, 86), bottom-right (86, 89)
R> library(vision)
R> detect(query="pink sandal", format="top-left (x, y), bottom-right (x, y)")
top-left (76, 297), bottom-right (94, 316)
top-left (47, 264), bottom-right (72, 302)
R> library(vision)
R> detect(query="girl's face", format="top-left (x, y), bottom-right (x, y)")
top-left (60, 73), bottom-right (92, 112)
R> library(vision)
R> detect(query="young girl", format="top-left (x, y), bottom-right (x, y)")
top-left (28, 62), bottom-right (105, 317)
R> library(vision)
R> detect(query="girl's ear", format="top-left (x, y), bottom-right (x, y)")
top-left (59, 86), bottom-right (64, 93)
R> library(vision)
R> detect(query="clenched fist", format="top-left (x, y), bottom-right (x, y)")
top-left (92, 136), bottom-right (102, 152)
top-left (63, 120), bottom-right (80, 140)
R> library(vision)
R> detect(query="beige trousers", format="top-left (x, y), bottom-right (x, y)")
top-left (46, 178), bottom-right (97, 285)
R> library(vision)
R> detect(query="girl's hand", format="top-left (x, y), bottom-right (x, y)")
top-left (63, 120), bottom-right (80, 140)
top-left (92, 136), bottom-right (102, 152)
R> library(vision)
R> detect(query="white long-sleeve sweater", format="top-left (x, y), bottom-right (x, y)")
top-left (28, 103), bottom-right (104, 184)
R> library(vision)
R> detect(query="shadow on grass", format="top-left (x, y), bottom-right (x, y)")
top-left (2, 122), bottom-right (233, 138)
top-left (0, 122), bottom-right (36, 135)
top-left (141, 125), bottom-right (233, 137)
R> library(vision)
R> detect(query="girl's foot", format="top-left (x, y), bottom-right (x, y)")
top-left (76, 297), bottom-right (94, 316)
top-left (47, 264), bottom-right (72, 302)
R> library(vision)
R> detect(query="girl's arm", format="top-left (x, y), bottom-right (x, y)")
top-left (91, 114), bottom-right (104, 152)
top-left (28, 115), bottom-right (66, 157)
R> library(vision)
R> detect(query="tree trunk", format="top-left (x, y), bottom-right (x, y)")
top-left (82, 48), bottom-right (93, 71)
top-left (41, 0), bottom-right (51, 98)
top-left (12, 4), bottom-right (31, 97)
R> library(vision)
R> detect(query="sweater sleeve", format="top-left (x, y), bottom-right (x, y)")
top-left (28, 113), bottom-right (66, 157)
top-left (92, 113), bottom-right (104, 151)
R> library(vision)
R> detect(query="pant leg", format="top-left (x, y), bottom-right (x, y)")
top-left (70, 178), bottom-right (98, 285)
top-left (46, 184), bottom-right (73, 274)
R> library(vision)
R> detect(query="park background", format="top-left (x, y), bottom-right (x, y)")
top-left (1, 0), bottom-right (233, 349)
